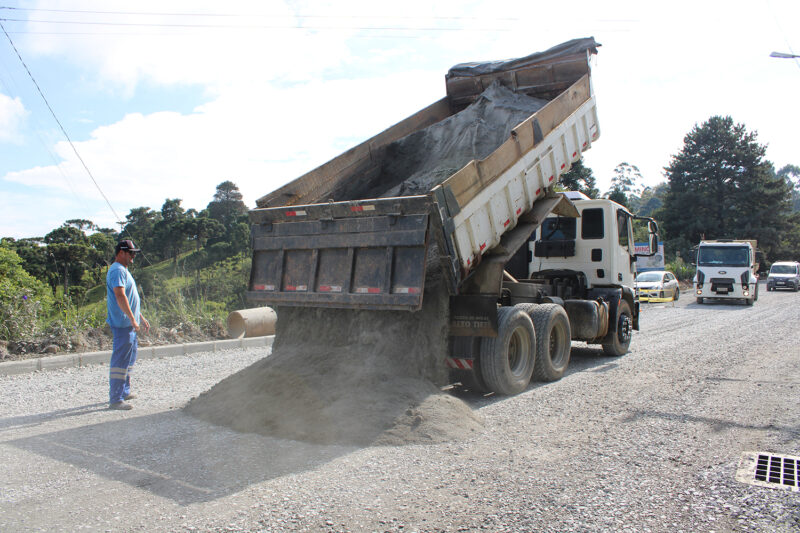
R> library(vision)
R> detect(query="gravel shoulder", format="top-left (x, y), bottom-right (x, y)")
top-left (1, 282), bottom-right (798, 532)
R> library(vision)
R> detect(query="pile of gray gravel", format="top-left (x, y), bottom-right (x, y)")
top-left (185, 278), bottom-right (483, 445)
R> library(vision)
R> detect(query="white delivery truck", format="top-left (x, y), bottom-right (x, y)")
top-left (247, 38), bottom-right (658, 395)
top-left (694, 240), bottom-right (759, 305)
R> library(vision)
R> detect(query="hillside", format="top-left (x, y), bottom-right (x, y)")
top-left (1, 249), bottom-right (251, 361)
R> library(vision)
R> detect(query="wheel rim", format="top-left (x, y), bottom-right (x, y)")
top-left (618, 313), bottom-right (632, 344)
top-left (549, 321), bottom-right (568, 366)
top-left (507, 326), bottom-right (531, 377)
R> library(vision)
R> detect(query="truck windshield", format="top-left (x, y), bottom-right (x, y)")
top-left (770, 265), bottom-right (796, 274)
top-left (697, 246), bottom-right (749, 267)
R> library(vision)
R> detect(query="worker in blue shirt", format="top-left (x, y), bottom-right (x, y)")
top-left (106, 239), bottom-right (150, 410)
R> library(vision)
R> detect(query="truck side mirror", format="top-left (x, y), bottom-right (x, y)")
top-left (649, 233), bottom-right (658, 254)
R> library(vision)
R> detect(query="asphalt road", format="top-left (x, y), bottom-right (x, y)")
top-left (1, 282), bottom-right (798, 532)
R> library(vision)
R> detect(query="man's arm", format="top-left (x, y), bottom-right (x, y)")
top-left (113, 286), bottom-right (140, 332)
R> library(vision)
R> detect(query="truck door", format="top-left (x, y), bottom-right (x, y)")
top-left (615, 209), bottom-right (635, 286)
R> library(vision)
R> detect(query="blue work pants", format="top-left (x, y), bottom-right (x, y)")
top-left (109, 326), bottom-right (138, 404)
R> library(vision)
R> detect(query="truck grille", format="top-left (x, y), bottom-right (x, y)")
top-left (710, 277), bottom-right (735, 294)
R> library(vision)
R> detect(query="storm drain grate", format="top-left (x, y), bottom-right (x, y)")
top-left (737, 451), bottom-right (800, 492)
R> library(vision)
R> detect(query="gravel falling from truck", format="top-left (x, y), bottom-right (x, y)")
top-left (185, 82), bottom-right (549, 446)
top-left (185, 276), bottom-right (483, 445)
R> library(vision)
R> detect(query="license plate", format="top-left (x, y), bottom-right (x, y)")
top-left (717, 288), bottom-right (729, 293)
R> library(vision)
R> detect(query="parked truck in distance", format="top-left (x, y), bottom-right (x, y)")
top-left (247, 38), bottom-right (659, 396)
top-left (694, 240), bottom-right (759, 305)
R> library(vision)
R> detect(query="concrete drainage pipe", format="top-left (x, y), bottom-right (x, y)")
top-left (226, 307), bottom-right (277, 338)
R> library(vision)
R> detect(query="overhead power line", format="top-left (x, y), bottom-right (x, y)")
top-left (0, 20), bottom-right (125, 230)
top-left (0, 5), bottom-right (518, 22)
top-left (0, 16), bottom-right (509, 32)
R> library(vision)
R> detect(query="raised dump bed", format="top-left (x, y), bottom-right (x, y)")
top-left (248, 38), bottom-right (601, 311)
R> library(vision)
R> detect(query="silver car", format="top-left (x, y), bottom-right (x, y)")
top-left (635, 270), bottom-right (680, 301)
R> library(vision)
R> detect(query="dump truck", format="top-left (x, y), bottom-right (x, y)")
top-left (247, 38), bottom-right (659, 395)
top-left (694, 239), bottom-right (759, 305)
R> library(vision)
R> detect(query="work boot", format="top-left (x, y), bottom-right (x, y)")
top-left (109, 401), bottom-right (133, 410)
top-left (123, 393), bottom-right (137, 400)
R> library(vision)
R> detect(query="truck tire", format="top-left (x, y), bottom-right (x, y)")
top-left (696, 297), bottom-right (704, 304)
top-left (526, 304), bottom-right (572, 382)
top-left (602, 300), bottom-right (633, 356)
top-left (479, 306), bottom-right (536, 395)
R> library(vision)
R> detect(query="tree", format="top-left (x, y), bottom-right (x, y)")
top-left (122, 207), bottom-right (161, 259)
top-left (777, 164), bottom-right (800, 211)
top-left (560, 160), bottom-right (599, 198)
top-left (183, 211), bottom-right (224, 252)
top-left (207, 181), bottom-right (248, 233)
top-left (605, 162), bottom-right (643, 206)
top-left (628, 183), bottom-right (668, 217)
top-left (1, 237), bottom-right (49, 284)
top-left (64, 219), bottom-right (97, 232)
top-left (87, 231), bottom-right (117, 284)
top-left (0, 244), bottom-right (53, 341)
top-left (44, 224), bottom-right (93, 295)
top-left (661, 115), bottom-right (793, 260)
top-left (154, 198), bottom-right (191, 266)
top-left (606, 187), bottom-right (628, 207)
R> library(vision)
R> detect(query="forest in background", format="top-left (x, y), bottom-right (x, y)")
top-left (2, 114), bottom-right (799, 356)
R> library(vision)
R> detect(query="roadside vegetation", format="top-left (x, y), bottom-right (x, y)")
top-left (2, 116), bottom-right (800, 358)
top-left (0, 181), bottom-right (252, 359)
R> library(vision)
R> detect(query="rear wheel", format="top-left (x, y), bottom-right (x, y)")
top-left (479, 306), bottom-right (536, 395)
top-left (602, 300), bottom-right (633, 356)
top-left (696, 297), bottom-right (704, 304)
top-left (525, 304), bottom-right (572, 382)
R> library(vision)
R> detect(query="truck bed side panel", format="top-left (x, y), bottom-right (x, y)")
top-left (434, 75), bottom-right (598, 274)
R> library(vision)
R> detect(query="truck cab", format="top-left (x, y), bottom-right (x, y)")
top-left (530, 193), bottom-right (642, 289)
top-left (694, 240), bottom-right (759, 305)
top-left (522, 192), bottom-right (657, 343)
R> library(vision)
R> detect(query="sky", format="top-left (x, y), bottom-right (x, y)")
top-left (0, 0), bottom-right (799, 239)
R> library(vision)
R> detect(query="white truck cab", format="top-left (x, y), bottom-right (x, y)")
top-left (766, 261), bottom-right (800, 292)
top-left (530, 192), bottom-right (650, 290)
top-left (694, 240), bottom-right (759, 305)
